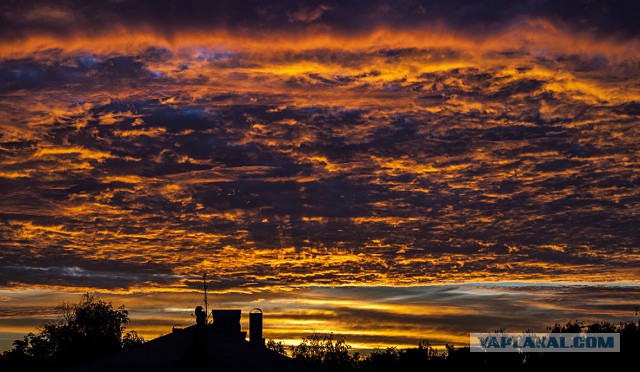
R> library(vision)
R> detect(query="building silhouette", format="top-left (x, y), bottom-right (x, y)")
top-left (74, 308), bottom-right (303, 372)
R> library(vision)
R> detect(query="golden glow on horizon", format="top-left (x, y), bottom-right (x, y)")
top-left (1, 285), bottom-right (639, 352)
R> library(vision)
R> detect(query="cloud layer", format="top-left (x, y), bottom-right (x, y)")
top-left (0, 0), bottom-right (638, 349)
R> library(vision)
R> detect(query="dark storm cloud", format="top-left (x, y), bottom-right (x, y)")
top-left (0, 264), bottom-right (179, 289)
top-left (1, 0), bottom-right (639, 41)
top-left (0, 54), bottom-right (161, 92)
top-left (0, 246), bottom-right (178, 289)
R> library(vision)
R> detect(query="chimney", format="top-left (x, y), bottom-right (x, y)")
top-left (249, 308), bottom-right (265, 346)
top-left (211, 309), bottom-right (244, 340)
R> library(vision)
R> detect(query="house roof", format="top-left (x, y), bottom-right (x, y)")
top-left (74, 324), bottom-right (305, 372)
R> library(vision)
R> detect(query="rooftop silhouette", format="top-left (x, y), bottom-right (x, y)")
top-left (75, 307), bottom-right (302, 372)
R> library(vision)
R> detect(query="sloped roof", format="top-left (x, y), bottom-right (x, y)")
top-left (74, 324), bottom-right (304, 372)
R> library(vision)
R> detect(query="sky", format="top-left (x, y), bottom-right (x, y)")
top-left (0, 0), bottom-right (639, 352)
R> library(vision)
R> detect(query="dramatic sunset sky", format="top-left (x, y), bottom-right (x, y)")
top-left (1, 0), bottom-right (639, 351)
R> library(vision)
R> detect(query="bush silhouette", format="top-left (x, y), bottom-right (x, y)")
top-left (266, 339), bottom-right (288, 356)
top-left (290, 332), bottom-right (356, 369)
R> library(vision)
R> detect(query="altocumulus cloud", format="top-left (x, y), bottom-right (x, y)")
top-left (0, 0), bottom-right (638, 351)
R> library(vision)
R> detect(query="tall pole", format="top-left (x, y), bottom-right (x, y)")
top-left (203, 273), bottom-right (208, 324)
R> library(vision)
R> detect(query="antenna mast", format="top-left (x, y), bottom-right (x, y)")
top-left (203, 273), bottom-right (209, 323)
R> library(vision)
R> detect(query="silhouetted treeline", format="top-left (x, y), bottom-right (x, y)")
top-left (0, 294), bottom-right (143, 371)
top-left (267, 319), bottom-right (640, 370)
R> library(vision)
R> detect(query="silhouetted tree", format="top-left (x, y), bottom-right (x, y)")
top-left (362, 340), bottom-right (443, 371)
top-left (0, 294), bottom-right (143, 370)
top-left (363, 347), bottom-right (399, 370)
top-left (121, 330), bottom-right (145, 349)
top-left (619, 320), bottom-right (640, 354)
top-left (548, 320), bottom-right (584, 333)
top-left (290, 332), bottom-right (356, 370)
top-left (266, 339), bottom-right (288, 356)
top-left (397, 339), bottom-right (438, 369)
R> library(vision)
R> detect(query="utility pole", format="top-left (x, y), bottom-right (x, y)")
top-left (203, 273), bottom-right (208, 324)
